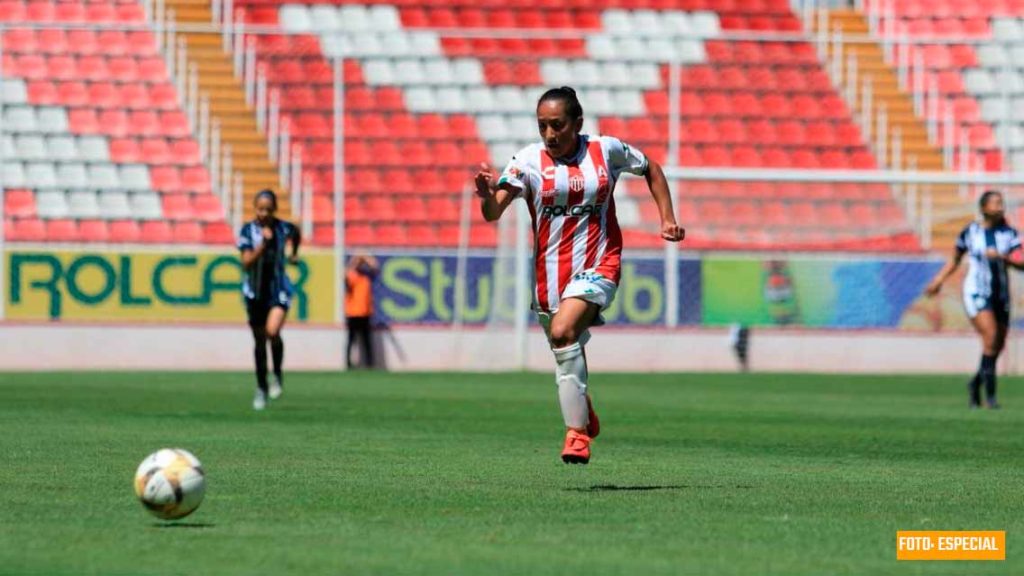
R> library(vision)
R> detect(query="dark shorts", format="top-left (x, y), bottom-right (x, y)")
top-left (246, 299), bottom-right (289, 329)
top-left (965, 293), bottom-right (1010, 325)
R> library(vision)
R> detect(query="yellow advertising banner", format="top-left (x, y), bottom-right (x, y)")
top-left (5, 249), bottom-right (336, 323)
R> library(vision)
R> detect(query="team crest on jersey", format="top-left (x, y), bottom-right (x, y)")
top-left (568, 175), bottom-right (586, 192)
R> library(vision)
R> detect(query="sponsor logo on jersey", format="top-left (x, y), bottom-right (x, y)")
top-left (541, 203), bottom-right (603, 217)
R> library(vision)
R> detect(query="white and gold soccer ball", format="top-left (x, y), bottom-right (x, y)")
top-left (134, 448), bottom-right (206, 520)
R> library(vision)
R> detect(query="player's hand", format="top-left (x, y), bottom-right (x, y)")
top-left (261, 226), bottom-right (274, 240)
top-left (986, 247), bottom-right (1000, 260)
top-left (474, 163), bottom-right (498, 198)
top-left (923, 281), bottom-right (941, 298)
top-left (661, 222), bottom-right (685, 242)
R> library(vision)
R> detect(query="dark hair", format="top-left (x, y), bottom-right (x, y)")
top-left (537, 86), bottom-right (583, 121)
top-left (979, 190), bottom-right (1003, 211)
top-left (255, 189), bottom-right (278, 209)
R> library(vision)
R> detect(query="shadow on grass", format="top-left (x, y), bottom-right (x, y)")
top-left (567, 484), bottom-right (755, 493)
top-left (152, 522), bottom-right (215, 529)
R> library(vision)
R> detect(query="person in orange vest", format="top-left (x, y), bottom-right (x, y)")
top-left (345, 253), bottom-right (379, 369)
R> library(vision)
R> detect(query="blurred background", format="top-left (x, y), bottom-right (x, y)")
top-left (2, 0), bottom-right (1021, 372)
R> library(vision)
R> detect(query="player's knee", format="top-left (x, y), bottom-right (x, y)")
top-left (266, 326), bottom-right (281, 340)
top-left (549, 322), bottom-right (578, 348)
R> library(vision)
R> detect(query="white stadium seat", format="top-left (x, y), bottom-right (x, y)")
top-left (348, 32), bottom-right (384, 58)
top-left (97, 191), bottom-right (133, 219)
top-left (380, 33), bottom-right (412, 57)
top-left (476, 115), bottom-right (510, 141)
top-left (130, 193), bottom-right (163, 219)
top-left (56, 163), bottom-right (88, 189)
top-left (47, 137), bottom-right (79, 162)
top-left (678, 39), bottom-right (707, 63)
top-left (308, 5), bottom-right (340, 32)
top-left (571, 61), bottom-right (602, 87)
top-left (78, 137), bottom-right (110, 162)
top-left (67, 190), bottom-right (101, 219)
top-left (423, 59), bottom-right (455, 85)
top-left (540, 59), bottom-right (571, 85)
top-left (992, 18), bottom-right (1023, 41)
top-left (4, 162), bottom-right (26, 188)
top-left (37, 107), bottom-right (69, 134)
top-left (394, 59), bottom-right (427, 85)
top-left (494, 86), bottom-right (528, 113)
top-left (614, 37), bottom-right (649, 62)
top-left (662, 12), bottom-right (693, 36)
top-left (977, 45), bottom-right (1009, 70)
top-left (362, 59), bottom-right (395, 85)
top-left (1, 136), bottom-right (15, 159)
top-left (586, 36), bottom-right (617, 61)
top-left (451, 59), bottom-right (483, 85)
top-left (318, 34), bottom-right (351, 59)
top-left (368, 5), bottom-right (401, 31)
top-left (36, 190), bottom-right (69, 218)
top-left (981, 98), bottom-right (1010, 124)
top-left (5, 107), bottom-right (37, 133)
top-left (691, 11), bottom-right (722, 37)
top-left (631, 10), bottom-right (665, 37)
top-left (26, 162), bottom-right (58, 188)
top-left (3, 79), bottom-right (28, 105)
top-left (403, 86), bottom-right (437, 112)
top-left (119, 165), bottom-right (151, 190)
top-left (601, 62), bottom-right (632, 88)
top-left (339, 5), bottom-right (371, 32)
top-left (630, 63), bottom-right (662, 89)
top-left (602, 10), bottom-right (634, 36)
top-left (408, 32), bottom-right (441, 57)
top-left (645, 39), bottom-right (676, 64)
top-left (964, 69), bottom-right (995, 95)
top-left (279, 5), bottom-right (311, 33)
top-left (15, 135), bottom-right (47, 161)
top-left (88, 164), bottom-right (121, 189)
top-left (433, 87), bottom-right (467, 113)
top-left (612, 90), bottom-right (647, 116)
top-left (463, 86), bottom-right (497, 113)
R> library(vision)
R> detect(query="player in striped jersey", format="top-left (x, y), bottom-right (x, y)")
top-left (925, 190), bottom-right (1024, 408)
top-left (475, 86), bottom-right (685, 463)
top-left (238, 189), bottom-right (301, 411)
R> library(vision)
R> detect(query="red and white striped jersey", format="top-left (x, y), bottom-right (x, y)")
top-left (497, 134), bottom-right (648, 313)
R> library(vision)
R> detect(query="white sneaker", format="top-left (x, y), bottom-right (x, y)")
top-left (253, 390), bottom-right (267, 411)
top-left (269, 377), bottom-right (283, 400)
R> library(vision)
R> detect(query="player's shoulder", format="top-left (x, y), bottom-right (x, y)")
top-left (509, 142), bottom-right (545, 165)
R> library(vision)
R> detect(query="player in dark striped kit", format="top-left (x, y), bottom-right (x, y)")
top-left (925, 190), bottom-right (1024, 408)
top-left (238, 189), bottom-right (301, 410)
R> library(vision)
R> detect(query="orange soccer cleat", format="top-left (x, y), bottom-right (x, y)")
top-left (561, 429), bottom-right (592, 465)
top-left (586, 395), bottom-right (600, 438)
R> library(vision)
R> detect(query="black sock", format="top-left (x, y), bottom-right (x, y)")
top-left (254, 339), bottom-right (268, 393)
top-left (968, 371), bottom-right (982, 406)
top-left (271, 336), bottom-right (284, 383)
top-left (981, 354), bottom-right (998, 402)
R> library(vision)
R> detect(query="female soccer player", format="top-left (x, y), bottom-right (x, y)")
top-left (925, 190), bottom-right (1023, 408)
top-left (475, 86), bottom-right (685, 463)
top-left (238, 189), bottom-right (301, 410)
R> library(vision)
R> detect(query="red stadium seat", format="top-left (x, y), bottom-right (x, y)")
top-left (47, 219), bottom-right (80, 242)
top-left (181, 167), bottom-right (212, 195)
top-left (109, 138), bottom-right (142, 163)
top-left (109, 220), bottom-right (142, 243)
top-left (174, 221), bottom-right (203, 243)
top-left (79, 220), bottom-right (110, 243)
top-left (203, 222), bottom-right (234, 245)
top-left (5, 189), bottom-right (36, 218)
top-left (193, 195), bottom-right (224, 222)
top-left (7, 218), bottom-right (46, 241)
top-left (140, 221), bottom-right (172, 243)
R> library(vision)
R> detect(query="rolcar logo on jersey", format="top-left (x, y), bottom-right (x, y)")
top-left (541, 204), bottom-right (603, 217)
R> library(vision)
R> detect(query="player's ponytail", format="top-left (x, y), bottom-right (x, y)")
top-left (537, 86), bottom-right (583, 121)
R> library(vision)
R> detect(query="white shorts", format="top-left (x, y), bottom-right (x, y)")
top-left (536, 269), bottom-right (618, 346)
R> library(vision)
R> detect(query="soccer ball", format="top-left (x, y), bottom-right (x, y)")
top-left (134, 448), bottom-right (206, 520)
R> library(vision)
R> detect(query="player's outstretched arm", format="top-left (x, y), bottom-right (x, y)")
top-left (475, 163), bottom-right (516, 222)
top-left (644, 159), bottom-right (684, 242)
top-left (924, 246), bottom-right (965, 296)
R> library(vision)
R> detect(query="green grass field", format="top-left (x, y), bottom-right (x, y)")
top-left (1, 371), bottom-right (1021, 575)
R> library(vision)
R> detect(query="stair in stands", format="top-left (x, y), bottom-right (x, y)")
top-left (163, 0), bottom-right (291, 220)
top-left (824, 8), bottom-right (968, 250)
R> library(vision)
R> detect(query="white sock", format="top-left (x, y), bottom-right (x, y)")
top-left (553, 342), bottom-right (589, 430)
